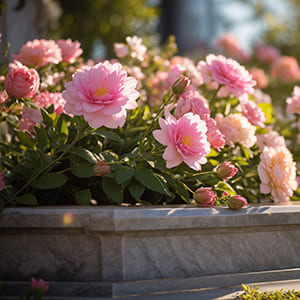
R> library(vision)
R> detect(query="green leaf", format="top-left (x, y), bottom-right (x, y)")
top-left (35, 125), bottom-right (48, 149)
top-left (102, 177), bottom-right (123, 204)
top-left (70, 156), bottom-right (95, 178)
top-left (16, 193), bottom-right (38, 205)
top-left (15, 131), bottom-right (35, 148)
top-left (69, 148), bottom-right (98, 164)
top-left (127, 179), bottom-right (145, 200)
top-left (114, 166), bottom-right (135, 184)
top-left (56, 115), bottom-right (69, 141)
top-left (175, 181), bottom-right (190, 202)
top-left (215, 181), bottom-right (236, 195)
top-left (257, 103), bottom-right (273, 124)
top-left (93, 130), bottom-right (123, 143)
top-left (75, 189), bottom-right (92, 205)
top-left (31, 173), bottom-right (68, 189)
top-left (41, 108), bottom-right (53, 126)
top-left (135, 168), bottom-right (169, 195)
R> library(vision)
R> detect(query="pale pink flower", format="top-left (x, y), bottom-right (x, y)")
top-left (240, 98), bottom-right (267, 127)
top-left (270, 56), bottom-right (300, 82)
top-left (249, 67), bottom-right (268, 89)
top-left (128, 66), bottom-right (145, 81)
top-left (205, 118), bottom-right (226, 151)
top-left (256, 127), bottom-right (286, 151)
top-left (216, 162), bottom-right (238, 180)
top-left (153, 111), bottom-right (210, 170)
top-left (0, 171), bottom-right (5, 191)
top-left (31, 277), bottom-right (49, 292)
top-left (19, 107), bottom-right (42, 133)
top-left (62, 61), bottom-right (139, 128)
top-left (258, 146), bottom-right (297, 203)
top-left (114, 43), bottom-right (130, 58)
top-left (13, 39), bottom-right (62, 68)
top-left (193, 187), bottom-right (216, 207)
top-left (255, 43), bottom-right (280, 64)
top-left (5, 63), bottom-right (39, 98)
top-left (198, 54), bottom-right (256, 97)
top-left (215, 33), bottom-right (250, 62)
top-left (57, 39), bottom-right (83, 63)
top-left (215, 113), bottom-right (257, 148)
top-left (286, 86), bottom-right (300, 114)
top-left (34, 91), bottom-right (66, 115)
top-left (126, 36), bottom-right (146, 61)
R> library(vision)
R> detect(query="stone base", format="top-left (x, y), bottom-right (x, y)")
top-left (0, 205), bottom-right (300, 297)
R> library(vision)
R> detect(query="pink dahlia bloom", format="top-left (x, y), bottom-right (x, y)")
top-left (31, 277), bottom-right (49, 292)
top-left (0, 171), bottom-right (5, 191)
top-left (153, 111), bottom-right (210, 170)
top-left (256, 127), bottom-right (286, 151)
top-left (215, 113), bottom-right (257, 148)
top-left (13, 39), bottom-right (62, 68)
top-left (198, 54), bottom-right (256, 97)
top-left (240, 98), bottom-right (267, 127)
top-left (5, 63), bottom-right (40, 98)
top-left (249, 67), bottom-right (268, 89)
top-left (193, 187), bottom-right (216, 207)
top-left (270, 56), bottom-right (300, 83)
top-left (255, 43), bottom-right (280, 64)
top-left (34, 91), bottom-right (66, 115)
top-left (258, 146), bottom-right (297, 203)
top-left (286, 86), bottom-right (300, 114)
top-left (57, 39), bottom-right (83, 63)
top-left (63, 61), bottom-right (139, 128)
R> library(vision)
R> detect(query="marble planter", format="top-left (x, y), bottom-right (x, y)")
top-left (0, 205), bottom-right (300, 298)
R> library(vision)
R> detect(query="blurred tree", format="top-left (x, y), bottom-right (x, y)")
top-left (51, 0), bottom-right (160, 59)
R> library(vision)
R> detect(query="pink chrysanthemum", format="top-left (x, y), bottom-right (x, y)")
top-left (256, 127), bottom-right (286, 151)
top-left (258, 146), bottom-right (297, 203)
top-left (57, 39), bottom-right (83, 63)
top-left (34, 91), bottom-right (66, 115)
top-left (62, 61), bottom-right (139, 128)
top-left (240, 98), bottom-right (267, 127)
top-left (286, 86), bottom-right (300, 114)
top-left (153, 111), bottom-right (210, 170)
top-left (198, 54), bottom-right (256, 97)
top-left (13, 39), bottom-right (62, 68)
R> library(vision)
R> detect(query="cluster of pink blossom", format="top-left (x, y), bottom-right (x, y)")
top-left (114, 36), bottom-right (147, 61)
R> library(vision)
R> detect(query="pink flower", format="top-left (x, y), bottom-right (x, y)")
top-left (227, 195), bottom-right (247, 210)
top-left (258, 146), bottom-right (297, 203)
top-left (255, 43), bottom-right (280, 64)
top-left (215, 113), bottom-right (257, 148)
top-left (240, 98), bottom-right (267, 127)
top-left (19, 107), bottom-right (43, 133)
top-left (256, 127), bottom-right (286, 151)
top-left (62, 61), bottom-right (139, 128)
top-left (93, 161), bottom-right (110, 176)
top-left (5, 64), bottom-right (40, 98)
top-left (216, 162), bottom-right (238, 180)
top-left (31, 277), bottom-right (49, 292)
top-left (193, 187), bottom-right (216, 207)
top-left (57, 39), bottom-right (83, 63)
top-left (0, 171), bottom-right (5, 191)
top-left (126, 36), bottom-right (147, 61)
top-left (198, 54), bottom-right (256, 97)
top-left (249, 68), bottom-right (268, 89)
top-left (34, 91), bottom-right (66, 115)
top-left (286, 86), bottom-right (300, 114)
top-left (13, 39), bottom-right (62, 68)
top-left (114, 43), bottom-right (130, 58)
top-left (270, 56), bottom-right (300, 82)
top-left (153, 111), bottom-right (210, 170)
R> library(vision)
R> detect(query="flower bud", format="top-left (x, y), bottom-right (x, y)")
top-left (227, 195), bottom-right (247, 210)
top-left (172, 76), bottom-right (191, 95)
top-left (193, 187), bottom-right (216, 207)
top-left (93, 161), bottom-right (110, 176)
top-left (216, 162), bottom-right (238, 180)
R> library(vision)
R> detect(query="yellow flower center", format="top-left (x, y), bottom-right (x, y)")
top-left (95, 86), bottom-right (108, 97)
top-left (182, 135), bottom-right (192, 146)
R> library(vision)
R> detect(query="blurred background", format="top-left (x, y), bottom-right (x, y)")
top-left (0, 0), bottom-right (299, 60)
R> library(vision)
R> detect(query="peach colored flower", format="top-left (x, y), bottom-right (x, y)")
top-left (5, 63), bottom-right (39, 98)
top-left (215, 113), bottom-right (256, 148)
top-left (256, 127), bottom-right (286, 151)
top-left (13, 39), bottom-right (62, 68)
top-left (114, 43), bottom-right (130, 58)
top-left (34, 91), bottom-right (66, 115)
top-left (258, 146), bottom-right (297, 203)
top-left (63, 61), bottom-right (139, 128)
top-left (255, 43), bottom-right (280, 64)
top-left (153, 110), bottom-right (210, 170)
top-left (240, 98), bottom-right (266, 127)
top-left (198, 54), bottom-right (256, 97)
top-left (270, 56), bottom-right (300, 83)
top-left (126, 36), bottom-right (146, 61)
top-left (286, 86), bottom-right (300, 114)
top-left (249, 67), bottom-right (268, 89)
top-left (57, 39), bottom-right (83, 63)
top-left (0, 171), bottom-right (5, 191)
top-left (31, 277), bottom-right (49, 292)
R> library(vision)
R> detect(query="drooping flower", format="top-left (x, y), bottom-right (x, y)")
top-left (216, 162), bottom-right (238, 180)
top-left (31, 277), bottom-right (49, 292)
top-left (193, 187), bottom-right (216, 207)
top-left (197, 54), bottom-right (256, 97)
top-left (62, 61), bottom-right (139, 128)
top-left (286, 86), bottom-right (300, 114)
top-left (227, 195), bottom-right (247, 210)
top-left (240, 98), bottom-right (267, 128)
top-left (34, 91), bottom-right (66, 115)
top-left (0, 171), bottom-right (5, 191)
top-left (153, 111), bottom-right (210, 170)
top-left (13, 39), bottom-right (62, 67)
top-left (256, 127), bottom-right (286, 151)
top-left (215, 113), bottom-right (257, 148)
top-left (258, 146), bottom-right (297, 203)
top-left (5, 63), bottom-right (40, 98)
top-left (57, 39), bottom-right (83, 63)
